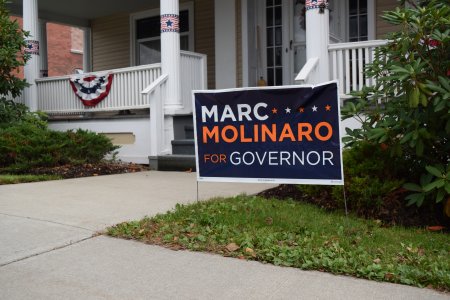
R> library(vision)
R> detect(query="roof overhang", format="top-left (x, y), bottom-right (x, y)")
top-left (7, 0), bottom-right (160, 27)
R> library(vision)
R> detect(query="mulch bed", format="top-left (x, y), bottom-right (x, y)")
top-left (22, 162), bottom-right (149, 179)
top-left (259, 184), bottom-right (448, 229)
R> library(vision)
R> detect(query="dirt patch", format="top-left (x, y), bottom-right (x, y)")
top-left (259, 184), bottom-right (448, 229)
top-left (21, 162), bottom-right (149, 179)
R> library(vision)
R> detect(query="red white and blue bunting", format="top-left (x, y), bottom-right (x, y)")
top-left (69, 73), bottom-right (114, 107)
top-left (25, 40), bottom-right (39, 55)
top-left (305, 0), bottom-right (329, 11)
top-left (161, 14), bottom-right (179, 33)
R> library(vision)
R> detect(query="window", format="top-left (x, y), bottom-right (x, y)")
top-left (266, 0), bottom-right (283, 86)
top-left (348, 0), bottom-right (368, 41)
top-left (132, 5), bottom-right (193, 65)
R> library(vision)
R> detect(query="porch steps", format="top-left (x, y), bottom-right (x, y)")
top-left (172, 139), bottom-right (195, 155)
top-left (149, 117), bottom-right (196, 171)
top-left (184, 125), bottom-right (194, 139)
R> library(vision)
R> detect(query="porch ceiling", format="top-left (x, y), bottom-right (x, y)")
top-left (7, 0), bottom-right (160, 27)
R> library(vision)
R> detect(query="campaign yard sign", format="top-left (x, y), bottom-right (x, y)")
top-left (192, 81), bottom-right (344, 185)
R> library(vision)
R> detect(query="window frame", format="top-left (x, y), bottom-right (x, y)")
top-left (345, 0), bottom-right (375, 42)
top-left (130, 2), bottom-right (194, 66)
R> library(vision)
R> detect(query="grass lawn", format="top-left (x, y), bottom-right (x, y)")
top-left (107, 195), bottom-right (450, 291)
top-left (0, 174), bottom-right (62, 184)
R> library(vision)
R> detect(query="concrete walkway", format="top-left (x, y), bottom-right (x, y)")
top-left (0, 171), bottom-right (447, 299)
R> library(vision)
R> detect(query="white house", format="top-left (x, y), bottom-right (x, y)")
top-left (7, 0), bottom-right (397, 170)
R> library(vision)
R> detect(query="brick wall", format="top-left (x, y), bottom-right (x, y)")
top-left (10, 16), bottom-right (24, 79)
top-left (47, 23), bottom-right (83, 76)
top-left (9, 16), bottom-right (83, 78)
top-left (71, 27), bottom-right (84, 52)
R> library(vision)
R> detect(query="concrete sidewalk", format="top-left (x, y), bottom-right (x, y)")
top-left (0, 171), bottom-right (447, 299)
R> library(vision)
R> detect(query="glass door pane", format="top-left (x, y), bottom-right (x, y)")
top-left (266, 0), bottom-right (283, 86)
top-left (293, 0), bottom-right (306, 76)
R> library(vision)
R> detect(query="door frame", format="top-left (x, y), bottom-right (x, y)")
top-left (248, 0), bottom-right (376, 86)
top-left (256, 0), bottom-right (292, 86)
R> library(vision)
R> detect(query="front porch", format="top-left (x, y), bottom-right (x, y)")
top-left (12, 39), bottom-right (386, 109)
top-left (6, 0), bottom-right (393, 167)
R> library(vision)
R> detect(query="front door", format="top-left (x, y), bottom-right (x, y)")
top-left (290, 0), bottom-right (307, 83)
top-left (261, 0), bottom-right (345, 85)
top-left (264, 0), bottom-right (291, 86)
top-left (263, 0), bottom-right (311, 85)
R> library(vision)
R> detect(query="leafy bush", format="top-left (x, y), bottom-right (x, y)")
top-left (0, 122), bottom-right (119, 172)
top-left (0, 98), bottom-right (47, 128)
top-left (298, 143), bottom-right (405, 216)
top-left (0, 1), bottom-right (119, 172)
top-left (64, 129), bottom-right (120, 164)
top-left (341, 0), bottom-right (450, 207)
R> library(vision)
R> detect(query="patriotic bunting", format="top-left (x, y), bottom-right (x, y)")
top-left (305, 0), bottom-right (329, 10)
top-left (161, 14), bottom-right (179, 33)
top-left (69, 73), bottom-right (114, 107)
top-left (25, 40), bottom-right (39, 55)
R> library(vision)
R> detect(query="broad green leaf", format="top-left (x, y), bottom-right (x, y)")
top-left (420, 93), bottom-right (427, 107)
top-left (434, 99), bottom-right (446, 112)
top-left (400, 131), bottom-right (413, 144)
top-left (423, 180), bottom-right (443, 192)
top-left (403, 183), bottom-right (423, 192)
top-left (426, 165), bottom-right (443, 178)
top-left (445, 182), bottom-right (450, 194)
top-left (405, 193), bottom-right (425, 207)
top-left (425, 83), bottom-right (447, 94)
top-left (438, 76), bottom-right (450, 91)
top-left (436, 189), bottom-right (445, 203)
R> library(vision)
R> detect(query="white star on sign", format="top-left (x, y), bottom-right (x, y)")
top-left (285, 107), bottom-right (291, 113)
top-left (312, 105), bottom-right (318, 112)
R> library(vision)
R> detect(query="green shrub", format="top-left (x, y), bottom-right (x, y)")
top-left (341, 0), bottom-right (450, 207)
top-left (298, 142), bottom-right (404, 214)
top-left (0, 98), bottom-right (47, 128)
top-left (64, 129), bottom-right (120, 164)
top-left (0, 123), bottom-right (119, 172)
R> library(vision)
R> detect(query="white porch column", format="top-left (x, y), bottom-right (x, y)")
top-left (305, 0), bottom-right (329, 84)
top-left (160, 0), bottom-right (182, 111)
top-left (23, 0), bottom-right (40, 111)
top-left (38, 20), bottom-right (48, 77)
top-left (83, 28), bottom-right (92, 73)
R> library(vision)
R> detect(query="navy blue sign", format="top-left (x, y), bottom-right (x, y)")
top-left (193, 82), bottom-right (344, 185)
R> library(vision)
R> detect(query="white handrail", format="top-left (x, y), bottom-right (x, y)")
top-left (295, 57), bottom-right (319, 82)
top-left (35, 63), bottom-right (162, 82)
top-left (141, 74), bottom-right (168, 94)
top-left (143, 74), bottom-right (169, 156)
top-left (328, 40), bottom-right (387, 51)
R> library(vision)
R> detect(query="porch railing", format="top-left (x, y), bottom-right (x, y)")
top-left (5, 93), bottom-right (25, 105)
top-left (33, 51), bottom-right (206, 115)
top-left (328, 40), bottom-right (387, 96)
top-left (36, 64), bottom-right (162, 114)
top-left (180, 50), bottom-right (207, 112)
